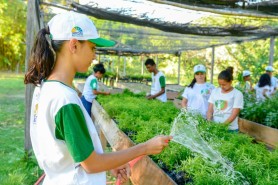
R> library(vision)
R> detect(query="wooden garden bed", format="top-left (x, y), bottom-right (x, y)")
top-left (238, 118), bottom-right (278, 148)
top-left (91, 100), bottom-right (177, 185)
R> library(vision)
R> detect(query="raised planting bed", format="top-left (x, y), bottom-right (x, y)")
top-left (240, 93), bottom-right (278, 129)
top-left (91, 99), bottom-right (177, 185)
top-left (239, 118), bottom-right (278, 149)
top-left (95, 90), bottom-right (278, 185)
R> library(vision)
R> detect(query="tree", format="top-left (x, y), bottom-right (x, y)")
top-left (0, 0), bottom-right (27, 72)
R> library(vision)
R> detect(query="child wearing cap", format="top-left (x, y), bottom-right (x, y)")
top-left (24, 11), bottom-right (172, 185)
top-left (145, 58), bottom-right (167, 102)
top-left (236, 70), bottom-right (253, 93)
top-left (207, 69), bottom-right (244, 132)
top-left (181, 64), bottom-right (214, 118)
top-left (81, 63), bottom-right (110, 117)
top-left (265, 65), bottom-right (277, 93)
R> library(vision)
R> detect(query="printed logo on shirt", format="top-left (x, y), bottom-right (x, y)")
top-left (201, 89), bottom-right (210, 95)
top-left (215, 100), bottom-right (228, 110)
top-left (33, 104), bottom-right (38, 124)
top-left (71, 26), bottom-right (83, 37)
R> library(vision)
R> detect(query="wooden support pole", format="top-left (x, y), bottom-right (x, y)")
top-left (116, 54), bottom-right (120, 83)
top-left (210, 47), bottom-right (215, 84)
top-left (177, 53), bottom-right (181, 85)
top-left (156, 55), bottom-right (158, 66)
top-left (269, 37), bottom-right (275, 66)
top-left (25, 0), bottom-right (43, 153)
top-left (123, 56), bottom-right (126, 76)
top-left (141, 56), bottom-right (144, 75)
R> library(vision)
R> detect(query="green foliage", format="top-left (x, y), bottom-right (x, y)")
top-left (240, 93), bottom-right (278, 128)
top-left (98, 91), bottom-right (278, 184)
top-left (0, 0), bottom-right (27, 72)
top-left (0, 74), bottom-right (43, 184)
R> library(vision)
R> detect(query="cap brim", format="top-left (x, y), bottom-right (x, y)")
top-left (89, 38), bottom-right (116, 47)
top-left (195, 70), bottom-right (206, 73)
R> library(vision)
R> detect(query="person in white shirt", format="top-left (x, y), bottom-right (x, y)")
top-left (81, 63), bottom-right (110, 117)
top-left (254, 73), bottom-right (272, 102)
top-left (265, 65), bottom-right (277, 94)
top-left (24, 11), bottom-right (172, 185)
top-left (181, 64), bottom-right (214, 118)
top-left (207, 69), bottom-right (244, 132)
top-left (145, 58), bottom-right (167, 102)
top-left (237, 70), bottom-right (253, 93)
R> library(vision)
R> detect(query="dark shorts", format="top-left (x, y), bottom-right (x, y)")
top-left (228, 129), bottom-right (239, 133)
top-left (81, 96), bottom-right (92, 117)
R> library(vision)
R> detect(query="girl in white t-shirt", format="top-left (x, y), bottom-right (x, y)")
top-left (181, 64), bottom-right (214, 118)
top-left (207, 69), bottom-right (244, 131)
top-left (24, 11), bottom-right (172, 185)
top-left (254, 73), bottom-right (272, 102)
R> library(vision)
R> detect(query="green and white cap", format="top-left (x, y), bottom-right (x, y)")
top-left (194, 64), bottom-right (206, 73)
top-left (48, 11), bottom-right (116, 47)
top-left (265, 66), bottom-right (274, 72)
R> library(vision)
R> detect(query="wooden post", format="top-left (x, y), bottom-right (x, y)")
top-left (177, 53), bottom-right (181, 85)
top-left (269, 37), bottom-right (275, 66)
top-left (123, 56), bottom-right (126, 76)
top-left (210, 47), bottom-right (215, 84)
top-left (25, 0), bottom-right (43, 153)
top-left (116, 54), bottom-right (120, 83)
top-left (156, 55), bottom-right (158, 66)
top-left (141, 56), bottom-right (144, 75)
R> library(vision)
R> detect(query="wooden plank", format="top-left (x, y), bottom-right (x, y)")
top-left (238, 118), bottom-right (278, 148)
top-left (91, 100), bottom-right (177, 185)
top-left (167, 91), bottom-right (179, 100)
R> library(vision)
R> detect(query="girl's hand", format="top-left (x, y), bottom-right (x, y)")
top-left (111, 163), bottom-right (130, 184)
top-left (143, 135), bottom-right (173, 155)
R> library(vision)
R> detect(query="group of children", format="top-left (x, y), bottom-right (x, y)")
top-left (180, 65), bottom-right (243, 132)
top-left (238, 66), bottom-right (277, 101)
top-left (146, 62), bottom-right (276, 132)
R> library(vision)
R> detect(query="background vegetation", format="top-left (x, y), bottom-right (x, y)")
top-left (0, 73), bottom-right (42, 185)
top-left (1, 0), bottom-right (277, 86)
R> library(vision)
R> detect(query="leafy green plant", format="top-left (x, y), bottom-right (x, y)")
top-left (240, 93), bottom-right (278, 128)
top-left (98, 90), bottom-right (278, 184)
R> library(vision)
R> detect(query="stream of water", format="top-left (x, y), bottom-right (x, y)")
top-left (170, 109), bottom-right (249, 185)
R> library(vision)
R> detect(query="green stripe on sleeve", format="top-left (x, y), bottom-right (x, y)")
top-left (159, 76), bottom-right (166, 88)
top-left (90, 79), bottom-right (98, 90)
top-left (55, 104), bottom-right (94, 162)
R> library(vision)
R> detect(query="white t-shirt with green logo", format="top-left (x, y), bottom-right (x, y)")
top-left (30, 81), bottom-right (105, 185)
top-left (182, 82), bottom-right (214, 118)
top-left (208, 87), bottom-right (244, 130)
top-left (83, 75), bottom-right (98, 103)
top-left (151, 71), bottom-right (167, 102)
